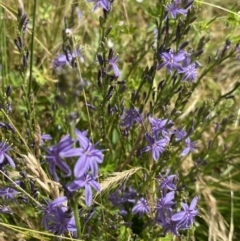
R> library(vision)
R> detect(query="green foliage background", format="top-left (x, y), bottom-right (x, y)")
top-left (0, 0), bottom-right (240, 240)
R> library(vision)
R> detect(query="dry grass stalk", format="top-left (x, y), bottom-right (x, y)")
top-left (197, 176), bottom-right (229, 241)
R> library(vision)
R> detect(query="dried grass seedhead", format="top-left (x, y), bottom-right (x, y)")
top-left (98, 167), bottom-right (143, 197)
top-left (21, 153), bottom-right (61, 199)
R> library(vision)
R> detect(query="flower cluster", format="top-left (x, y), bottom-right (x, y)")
top-left (41, 135), bottom-right (103, 233)
top-left (109, 186), bottom-right (138, 216)
top-left (0, 187), bottom-right (19, 215)
top-left (41, 196), bottom-right (77, 235)
top-left (158, 49), bottom-right (200, 82)
top-left (142, 116), bottom-right (174, 161)
top-left (141, 116), bottom-right (177, 161)
top-left (120, 112), bottom-right (198, 161)
top-left (44, 129), bottom-right (104, 206)
top-left (109, 171), bottom-right (198, 236)
top-left (109, 186), bottom-right (150, 217)
top-left (155, 173), bottom-right (198, 235)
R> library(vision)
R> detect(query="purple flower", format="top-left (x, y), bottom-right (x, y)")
top-left (45, 135), bottom-right (74, 182)
top-left (109, 190), bottom-right (123, 207)
top-left (87, 0), bottom-right (111, 12)
top-left (120, 109), bottom-right (143, 129)
top-left (165, 1), bottom-right (187, 18)
top-left (155, 191), bottom-right (176, 229)
top-left (171, 196), bottom-right (198, 229)
top-left (47, 206), bottom-right (76, 235)
top-left (0, 205), bottom-right (13, 214)
top-left (109, 186), bottom-right (137, 216)
top-left (156, 209), bottom-right (180, 236)
top-left (178, 57), bottom-right (198, 82)
top-left (109, 187), bottom-right (137, 205)
top-left (40, 134), bottom-right (52, 145)
top-left (108, 55), bottom-right (120, 77)
top-left (148, 116), bottom-right (173, 138)
top-left (121, 186), bottom-right (137, 203)
top-left (68, 174), bottom-right (100, 206)
top-left (132, 197), bottom-right (150, 217)
top-left (60, 129), bottom-right (104, 178)
top-left (53, 49), bottom-right (84, 69)
top-left (156, 191), bottom-right (175, 211)
top-left (0, 187), bottom-right (20, 200)
top-left (53, 54), bottom-right (69, 68)
top-left (142, 134), bottom-right (167, 161)
top-left (158, 50), bottom-right (185, 73)
top-left (0, 141), bottom-right (15, 168)
top-left (72, 48), bottom-right (84, 63)
top-left (158, 174), bottom-right (177, 196)
top-left (41, 196), bottom-right (68, 230)
top-left (181, 137), bottom-right (197, 157)
top-left (172, 128), bottom-right (187, 141)
top-left (180, 63), bottom-right (197, 82)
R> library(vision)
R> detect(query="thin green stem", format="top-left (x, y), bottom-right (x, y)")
top-left (72, 195), bottom-right (81, 238)
top-left (28, 0), bottom-right (37, 98)
top-left (195, 0), bottom-right (239, 16)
